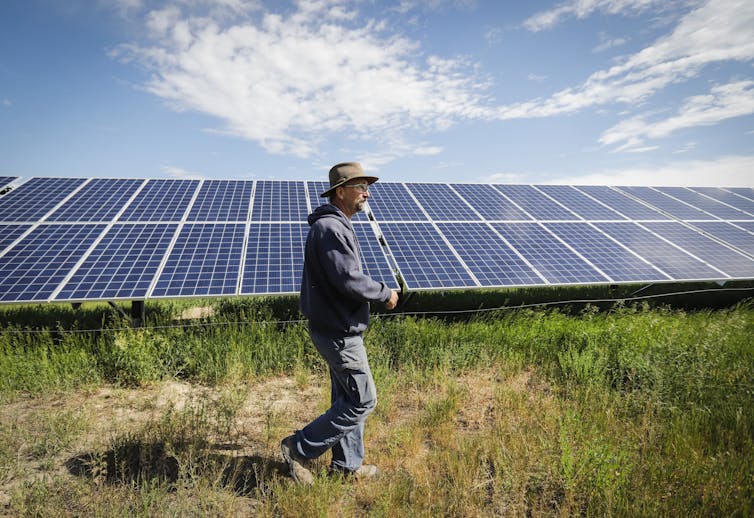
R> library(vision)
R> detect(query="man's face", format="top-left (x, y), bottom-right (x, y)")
top-left (338, 180), bottom-right (370, 214)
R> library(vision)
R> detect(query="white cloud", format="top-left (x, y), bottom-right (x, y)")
top-left (523, 0), bottom-right (668, 32)
top-left (592, 32), bottom-right (628, 53)
top-left (546, 154), bottom-right (754, 186)
top-left (1, 98), bottom-right (11, 107)
top-left (162, 165), bottom-right (205, 179)
top-left (498, 0), bottom-right (754, 119)
top-left (600, 80), bottom-right (754, 150)
top-left (413, 146), bottom-right (443, 155)
top-left (113, 0), bottom-right (489, 160)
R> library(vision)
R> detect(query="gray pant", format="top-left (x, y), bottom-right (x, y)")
top-left (293, 327), bottom-right (377, 471)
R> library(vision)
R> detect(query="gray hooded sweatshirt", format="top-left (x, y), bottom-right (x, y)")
top-left (299, 203), bottom-right (392, 337)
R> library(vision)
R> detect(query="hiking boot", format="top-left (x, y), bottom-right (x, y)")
top-left (280, 435), bottom-right (314, 486)
top-left (331, 463), bottom-right (381, 480)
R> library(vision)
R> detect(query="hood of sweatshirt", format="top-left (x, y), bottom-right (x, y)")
top-left (308, 203), bottom-right (348, 226)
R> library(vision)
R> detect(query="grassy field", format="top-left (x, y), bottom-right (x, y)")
top-left (1, 290), bottom-right (753, 516)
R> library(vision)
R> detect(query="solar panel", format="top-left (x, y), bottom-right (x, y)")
top-left (738, 221), bottom-right (754, 234)
top-left (379, 223), bottom-right (476, 289)
top-left (241, 223), bottom-right (308, 294)
top-left (0, 224), bottom-right (31, 253)
top-left (0, 177), bottom-right (86, 222)
top-left (0, 224), bottom-right (106, 302)
top-left (594, 222), bottom-right (728, 281)
top-left (306, 181), bottom-right (368, 221)
top-left (251, 180), bottom-right (308, 222)
top-left (617, 186), bottom-right (715, 220)
top-left (151, 223), bottom-right (245, 297)
top-left (494, 185), bottom-right (579, 221)
top-left (689, 187), bottom-right (754, 217)
top-left (365, 183), bottom-right (428, 222)
top-left (353, 223), bottom-right (400, 289)
top-left (727, 188), bottom-right (754, 201)
top-left (535, 185), bottom-right (627, 221)
top-left (491, 223), bottom-right (608, 284)
top-left (0, 177), bottom-right (17, 189)
top-left (543, 222), bottom-right (670, 282)
top-left (55, 223), bottom-right (178, 301)
top-left (187, 180), bottom-right (253, 222)
top-left (641, 222), bottom-right (754, 278)
top-left (573, 186), bottom-right (669, 220)
top-left (688, 222), bottom-right (754, 256)
top-left (119, 179), bottom-right (199, 222)
top-left (406, 183), bottom-right (479, 221)
top-left (652, 187), bottom-right (749, 220)
top-left (47, 179), bottom-right (145, 222)
top-left (449, 183), bottom-right (531, 221)
top-left (436, 222), bottom-right (544, 286)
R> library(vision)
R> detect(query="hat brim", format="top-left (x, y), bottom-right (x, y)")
top-left (319, 175), bottom-right (379, 197)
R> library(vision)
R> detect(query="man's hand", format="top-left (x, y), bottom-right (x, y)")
top-left (385, 290), bottom-right (399, 310)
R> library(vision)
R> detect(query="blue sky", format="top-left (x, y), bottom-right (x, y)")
top-left (1, 0), bottom-right (753, 186)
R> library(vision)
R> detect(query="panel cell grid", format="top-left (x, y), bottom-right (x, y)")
top-left (437, 223), bottom-right (543, 286)
top-left (365, 183), bottom-right (428, 222)
top-left (449, 183), bottom-right (531, 221)
top-left (187, 180), bottom-right (253, 221)
top-left (492, 223), bottom-right (607, 284)
top-left (0, 177), bottom-right (86, 221)
top-left (690, 187), bottom-right (754, 216)
top-left (379, 223), bottom-right (476, 289)
top-left (406, 183), bottom-right (479, 221)
top-left (353, 223), bottom-right (399, 289)
top-left (494, 185), bottom-right (579, 220)
top-left (0, 224), bottom-right (106, 302)
top-left (0, 224), bottom-right (31, 253)
top-left (119, 179), bottom-right (199, 222)
top-left (241, 223), bottom-right (308, 294)
top-left (536, 185), bottom-right (626, 221)
top-left (56, 223), bottom-right (178, 300)
top-left (0, 177), bottom-right (17, 189)
top-left (594, 222), bottom-right (727, 280)
top-left (574, 186), bottom-right (669, 220)
top-left (689, 222), bottom-right (754, 256)
top-left (47, 179), bottom-right (144, 222)
top-left (306, 181), bottom-right (368, 221)
top-left (641, 222), bottom-right (754, 278)
top-left (653, 187), bottom-right (748, 220)
top-left (727, 188), bottom-right (754, 201)
top-left (544, 222), bottom-right (669, 282)
top-left (618, 186), bottom-right (715, 220)
top-left (152, 223), bottom-right (245, 297)
top-left (251, 180), bottom-right (308, 222)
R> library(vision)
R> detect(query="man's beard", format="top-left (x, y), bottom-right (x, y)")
top-left (354, 200), bottom-right (366, 212)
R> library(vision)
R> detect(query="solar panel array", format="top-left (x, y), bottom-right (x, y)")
top-left (0, 178), bottom-right (752, 303)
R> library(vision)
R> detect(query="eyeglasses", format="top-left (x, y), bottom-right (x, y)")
top-left (343, 183), bottom-right (369, 193)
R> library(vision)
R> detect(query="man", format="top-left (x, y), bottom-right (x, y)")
top-left (281, 162), bottom-right (399, 485)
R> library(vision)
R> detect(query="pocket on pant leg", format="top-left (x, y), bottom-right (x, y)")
top-left (344, 368), bottom-right (377, 409)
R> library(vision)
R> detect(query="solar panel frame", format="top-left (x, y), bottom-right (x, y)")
top-left (436, 222), bottom-right (545, 287)
top-left (652, 186), bottom-right (749, 220)
top-left (448, 183), bottom-right (532, 221)
top-left (535, 185), bottom-right (628, 221)
top-left (379, 222), bottom-right (477, 290)
top-left (573, 185), bottom-right (670, 220)
top-left (46, 178), bottom-right (146, 222)
top-left (687, 221), bottom-right (754, 256)
top-left (494, 185), bottom-right (580, 221)
top-left (406, 183), bottom-right (480, 221)
top-left (250, 180), bottom-right (309, 222)
top-left (617, 186), bottom-right (717, 220)
top-left (187, 180), bottom-right (253, 222)
top-left (0, 177), bottom-right (17, 189)
top-left (640, 222), bottom-right (754, 278)
top-left (54, 223), bottom-right (179, 301)
top-left (491, 223), bottom-right (609, 285)
top-left (0, 223), bottom-right (107, 302)
top-left (726, 187), bottom-right (754, 201)
top-left (0, 224), bottom-right (32, 254)
top-left (241, 222), bottom-right (308, 294)
top-left (543, 222), bottom-right (671, 282)
top-left (151, 223), bottom-right (245, 297)
top-left (119, 179), bottom-right (200, 222)
top-left (594, 222), bottom-right (730, 281)
top-left (365, 183), bottom-right (428, 222)
top-left (689, 187), bottom-right (754, 217)
top-left (0, 177), bottom-right (87, 222)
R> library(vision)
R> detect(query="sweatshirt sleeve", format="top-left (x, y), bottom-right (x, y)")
top-left (317, 224), bottom-right (392, 303)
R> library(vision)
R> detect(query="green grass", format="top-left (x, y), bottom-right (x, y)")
top-left (1, 293), bottom-right (753, 515)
